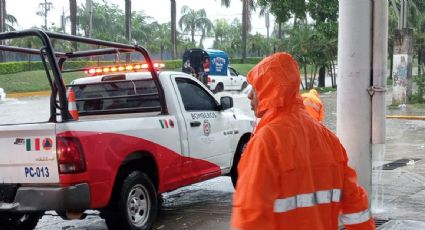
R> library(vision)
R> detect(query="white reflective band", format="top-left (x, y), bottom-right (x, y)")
top-left (274, 189), bottom-right (342, 213)
top-left (69, 102), bottom-right (77, 110)
top-left (303, 100), bottom-right (321, 112)
top-left (340, 209), bottom-right (372, 225)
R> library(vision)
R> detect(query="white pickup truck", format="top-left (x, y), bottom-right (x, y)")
top-left (208, 66), bottom-right (248, 93)
top-left (0, 29), bottom-right (253, 230)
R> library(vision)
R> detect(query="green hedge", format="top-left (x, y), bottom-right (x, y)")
top-left (0, 58), bottom-right (259, 75)
top-left (229, 57), bottom-right (262, 64)
top-left (0, 60), bottom-right (185, 75)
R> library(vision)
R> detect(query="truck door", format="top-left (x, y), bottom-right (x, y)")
top-left (0, 123), bottom-right (60, 184)
top-left (172, 77), bottom-right (234, 175)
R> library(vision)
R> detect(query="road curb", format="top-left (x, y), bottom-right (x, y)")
top-left (386, 115), bottom-right (425, 120)
top-left (7, 91), bottom-right (51, 98)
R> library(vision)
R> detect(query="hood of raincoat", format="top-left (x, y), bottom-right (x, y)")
top-left (247, 52), bottom-right (303, 116)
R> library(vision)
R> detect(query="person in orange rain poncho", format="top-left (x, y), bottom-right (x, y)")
top-left (301, 88), bottom-right (324, 122)
top-left (231, 53), bottom-right (375, 230)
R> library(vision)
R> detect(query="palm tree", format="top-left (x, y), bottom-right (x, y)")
top-left (0, 0), bottom-right (18, 62)
top-left (170, 0), bottom-right (177, 59)
top-left (199, 20), bottom-right (213, 48)
top-left (178, 5), bottom-right (212, 46)
top-left (69, 0), bottom-right (77, 50)
top-left (0, 0), bottom-right (17, 32)
top-left (219, 0), bottom-right (255, 62)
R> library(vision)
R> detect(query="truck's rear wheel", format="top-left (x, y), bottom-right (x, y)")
top-left (104, 171), bottom-right (158, 230)
top-left (0, 212), bottom-right (42, 230)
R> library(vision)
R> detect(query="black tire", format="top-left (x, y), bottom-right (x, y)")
top-left (240, 82), bottom-right (248, 91)
top-left (230, 138), bottom-right (249, 188)
top-left (104, 171), bottom-right (158, 230)
top-left (0, 212), bottom-right (42, 230)
top-left (214, 83), bottom-right (224, 94)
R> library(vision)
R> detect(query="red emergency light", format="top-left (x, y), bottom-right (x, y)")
top-left (85, 62), bottom-right (165, 76)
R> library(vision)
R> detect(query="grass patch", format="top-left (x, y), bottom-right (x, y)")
top-left (230, 64), bottom-right (256, 76)
top-left (0, 70), bottom-right (86, 93)
top-left (387, 77), bottom-right (393, 86)
top-left (387, 104), bottom-right (400, 110)
top-left (410, 103), bottom-right (425, 109)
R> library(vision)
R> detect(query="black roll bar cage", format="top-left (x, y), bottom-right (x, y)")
top-left (0, 29), bottom-right (168, 122)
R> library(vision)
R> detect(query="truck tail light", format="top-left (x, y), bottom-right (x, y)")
top-left (56, 137), bottom-right (86, 174)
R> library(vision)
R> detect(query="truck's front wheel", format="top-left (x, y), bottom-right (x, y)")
top-left (0, 212), bottom-right (42, 230)
top-left (104, 171), bottom-right (158, 230)
top-left (230, 139), bottom-right (249, 188)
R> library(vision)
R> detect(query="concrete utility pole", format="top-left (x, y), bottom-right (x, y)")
top-left (392, 0), bottom-right (413, 105)
top-left (37, 0), bottom-right (53, 30)
top-left (337, 0), bottom-right (388, 196)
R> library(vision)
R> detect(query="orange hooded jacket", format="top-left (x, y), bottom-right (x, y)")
top-left (301, 89), bottom-right (325, 122)
top-left (231, 53), bottom-right (375, 230)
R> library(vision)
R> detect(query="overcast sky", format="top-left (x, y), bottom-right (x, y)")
top-left (6, 0), bottom-right (275, 47)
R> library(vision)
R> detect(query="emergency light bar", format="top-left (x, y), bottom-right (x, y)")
top-left (85, 62), bottom-right (165, 76)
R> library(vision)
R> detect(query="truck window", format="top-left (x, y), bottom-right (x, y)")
top-left (70, 79), bottom-right (160, 115)
top-left (229, 67), bottom-right (238, 76)
top-left (176, 78), bottom-right (217, 111)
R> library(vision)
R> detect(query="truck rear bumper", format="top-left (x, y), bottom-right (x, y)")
top-left (0, 183), bottom-right (90, 212)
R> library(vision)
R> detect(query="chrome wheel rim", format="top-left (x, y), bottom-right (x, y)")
top-left (127, 184), bottom-right (150, 227)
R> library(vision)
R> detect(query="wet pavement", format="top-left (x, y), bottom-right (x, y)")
top-left (1, 88), bottom-right (425, 229)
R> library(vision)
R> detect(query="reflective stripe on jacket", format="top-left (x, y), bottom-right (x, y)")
top-left (231, 53), bottom-right (375, 230)
top-left (301, 92), bottom-right (324, 122)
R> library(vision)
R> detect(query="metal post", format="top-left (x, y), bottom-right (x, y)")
top-left (337, 0), bottom-right (372, 193)
top-left (371, 0), bottom-right (388, 211)
top-left (372, 0), bottom-right (388, 145)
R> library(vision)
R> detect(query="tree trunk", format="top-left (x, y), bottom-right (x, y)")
top-left (310, 66), bottom-right (318, 89)
top-left (170, 0), bottom-right (177, 59)
top-left (418, 47), bottom-right (424, 103)
top-left (278, 22), bottom-right (282, 39)
top-left (318, 66), bottom-right (326, 87)
top-left (160, 44), bottom-right (164, 60)
top-left (69, 0), bottom-right (78, 51)
top-left (241, 0), bottom-right (248, 63)
top-left (303, 64), bottom-right (308, 90)
top-left (125, 0), bottom-right (131, 62)
top-left (191, 30), bottom-right (195, 44)
top-left (389, 40), bottom-right (393, 80)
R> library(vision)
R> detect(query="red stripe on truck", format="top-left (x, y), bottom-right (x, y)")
top-left (57, 131), bottom-right (221, 209)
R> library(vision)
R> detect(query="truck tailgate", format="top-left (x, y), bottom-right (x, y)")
top-left (0, 123), bottom-right (59, 184)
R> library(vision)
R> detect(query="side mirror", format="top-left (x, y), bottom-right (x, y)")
top-left (219, 96), bottom-right (233, 110)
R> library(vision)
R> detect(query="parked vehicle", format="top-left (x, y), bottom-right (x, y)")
top-left (0, 29), bottom-right (253, 230)
top-left (182, 48), bottom-right (247, 93)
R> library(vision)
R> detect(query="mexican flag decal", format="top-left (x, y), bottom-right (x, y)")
top-left (26, 138), bottom-right (40, 151)
top-left (159, 119), bottom-right (174, 129)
